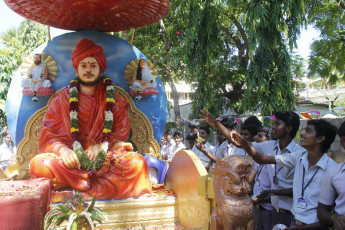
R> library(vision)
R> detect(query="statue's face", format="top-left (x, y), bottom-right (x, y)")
top-left (139, 59), bottom-right (145, 69)
top-left (34, 55), bottom-right (41, 65)
top-left (76, 56), bottom-right (101, 86)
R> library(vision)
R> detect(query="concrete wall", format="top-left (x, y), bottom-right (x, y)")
top-left (300, 117), bottom-right (345, 163)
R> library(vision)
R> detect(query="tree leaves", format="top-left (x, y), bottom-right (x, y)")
top-left (307, 1), bottom-right (345, 84)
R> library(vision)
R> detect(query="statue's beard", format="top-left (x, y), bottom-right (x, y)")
top-left (78, 75), bottom-right (100, 86)
top-left (34, 60), bottom-right (41, 65)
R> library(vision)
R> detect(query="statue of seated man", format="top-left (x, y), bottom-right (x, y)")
top-left (129, 58), bottom-right (159, 97)
top-left (29, 39), bottom-right (152, 200)
top-left (21, 53), bottom-right (54, 102)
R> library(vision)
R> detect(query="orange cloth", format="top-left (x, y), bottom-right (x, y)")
top-left (72, 39), bottom-right (106, 74)
top-left (30, 81), bottom-right (152, 200)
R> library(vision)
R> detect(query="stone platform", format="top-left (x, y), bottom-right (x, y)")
top-left (95, 197), bottom-right (178, 229)
top-left (53, 191), bottom-right (179, 229)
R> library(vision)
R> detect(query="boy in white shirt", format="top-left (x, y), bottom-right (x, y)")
top-left (192, 126), bottom-right (214, 170)
top-left (170, 131), bottom-right (186, 160)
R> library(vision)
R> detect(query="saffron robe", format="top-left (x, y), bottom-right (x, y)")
top-left (30, 81), bottom-right (152, 200)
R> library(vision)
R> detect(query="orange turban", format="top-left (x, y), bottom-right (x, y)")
top-left (72, 39), bottom-right (106, 74)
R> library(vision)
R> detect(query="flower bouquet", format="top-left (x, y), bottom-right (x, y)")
top-left (44, 191), bottom-right (105, 230)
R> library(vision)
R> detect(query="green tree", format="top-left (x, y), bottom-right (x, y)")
top-left (183, 0), bottom-right (307, 117)
top-left (242, 0), bottom-right (306, 116)
top-left (307, 0), bottom-right (345, 84)
top-left (120, 0), bottom-right (309, 119)
top-left (115, 0), bottom-right (192, 127)
top-left (0, 20), bottom-right (48, 127)
top-left (182, 0), bottom-right (253, 117)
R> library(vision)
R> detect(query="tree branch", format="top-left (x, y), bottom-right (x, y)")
top-left (159, 19), bottom-right (181, 121)
top-left (336, 0), bottom-right (345, 10)
top-left (228, 14), bottom-right (249, 52)
top-left (221, 24), bottom-right (243, 49)
top-left (159, 19), bottom-right (170, 52)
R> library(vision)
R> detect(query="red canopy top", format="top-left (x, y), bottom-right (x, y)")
top-left (4, 0), bottom-right (169, 32)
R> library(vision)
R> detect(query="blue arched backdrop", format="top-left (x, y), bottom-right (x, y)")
top-left (6, 30), bottom-right (168, 147)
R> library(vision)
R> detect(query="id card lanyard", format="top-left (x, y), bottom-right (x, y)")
top-left (273, 148), bottom-right (282, 185)
top-left (298, 165), bottom-right (320, 209)
top-left (255, 165), bottom-right (265, 187)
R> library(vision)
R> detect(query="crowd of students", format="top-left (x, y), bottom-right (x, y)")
top-left (161, 111), bottom-right (345, 230)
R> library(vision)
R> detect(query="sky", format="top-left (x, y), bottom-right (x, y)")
top-left (0, 1), bottom-right (67, 43)
top-left (0, 0), bottom-right (319, 59)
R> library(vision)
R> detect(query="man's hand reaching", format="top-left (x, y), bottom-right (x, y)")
top-left (229, 131), bottom-right (246, 148)
top-left (195, 143), bottom-right (207, 155)
top-left (200, 108), bottom-right (218, 127)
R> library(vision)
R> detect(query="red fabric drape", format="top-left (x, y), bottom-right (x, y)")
top-left (30, 81), bottom-right (152, 200)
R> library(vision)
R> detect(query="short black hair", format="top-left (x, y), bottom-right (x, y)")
top-left (221, 116), bottom-right (237, 130)
top-left (1, 132), bottom-right (10, 139)
top-left (189, 120), bottom-right (200, 129)
top-left (241, 124), bottom-right (260, 137)
top-left (307, 119), bottom-right (337, 153)
top-left (34, 53), bottom-right (41, 59)
top-left (186, 133), bottom-right (198, 141)
top-left (243, 116), bottom-right (262, 128)
top-left (259, 126), bottom-right (272, 140)
top-left (338, 120), bottom-right (345, 137)
top-left (274, 111), bottom-right (300, 139)
top-left (173, 131), bottom-right (183, 138)
top-left (199, 126), bottom-right (211, 135)
top-left (164, 129), bottom-right (172, 135)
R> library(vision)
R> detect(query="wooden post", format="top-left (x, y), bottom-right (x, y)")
top-left (48, 26), bottom-right (51, 41)
top-left (130, 28), bottom-right (135, 45)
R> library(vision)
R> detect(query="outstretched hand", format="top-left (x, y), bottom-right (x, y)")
top-left (199, 108), bottom-right (217, 127)
top-left (229, 131), bottom-right (245, 148)
top-left (254, 190), bottom-right (271, 205)
top-left (195, 143), bottom-right (207, 155)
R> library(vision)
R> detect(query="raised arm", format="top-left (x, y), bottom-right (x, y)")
top-left (200, 108), bottom-right (276, 164)
top-left (195, 143), bottom-right (219, 163)
top-left (232, 131), bottom-right (276, 164)
top-left (200, 108), bottom-right (232, 144)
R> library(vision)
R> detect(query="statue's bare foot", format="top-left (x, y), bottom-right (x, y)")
top-left (52, 178), bottom-right (70, 190)
top-left (138, 192), bottom-right (152, 199)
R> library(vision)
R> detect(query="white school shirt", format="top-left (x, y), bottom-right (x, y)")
top-left (253, 163), bottom-right (273, 210)
top-left (162, 139), bottom-right (175, 159)
top-left (275, 151), bottom-right (337, 224)
top-left (172, 142), bottom-right (186, 156)
top-left (192, 142), bottom-right (215, 167)
top-left (319, 162), bottom-right (345, 216)
top-left (252, 140), bottom-right (306, 212)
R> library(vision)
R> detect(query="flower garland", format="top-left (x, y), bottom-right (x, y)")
top-left (69, 76), bottom-right (116, 171)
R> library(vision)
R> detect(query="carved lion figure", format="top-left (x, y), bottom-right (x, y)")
top-left (211, 155), bottom-right (257, 230)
